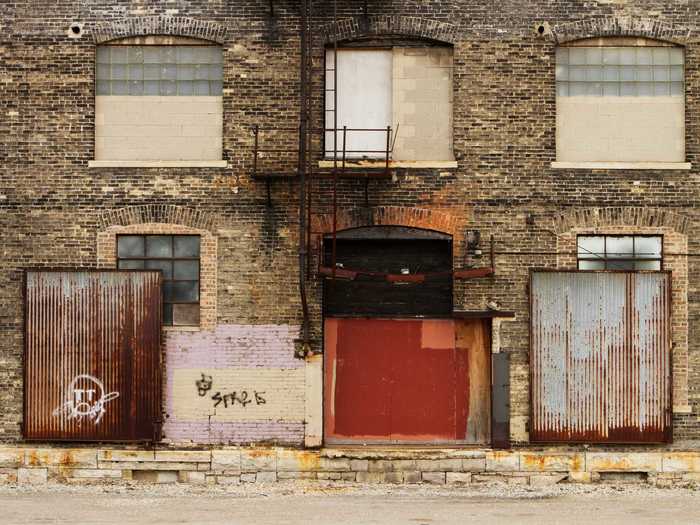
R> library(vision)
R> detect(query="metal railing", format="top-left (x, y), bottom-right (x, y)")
top-left (251, 125), bottom-right (394, 178)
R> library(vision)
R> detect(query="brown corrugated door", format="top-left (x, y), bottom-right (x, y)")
top-left (530, 271), bottom-right (672, 443)
top-left (24, 270), bottom-right (162, 441)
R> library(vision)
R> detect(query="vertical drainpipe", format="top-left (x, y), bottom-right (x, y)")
top-left (298, 0), bottom-right (310, 350)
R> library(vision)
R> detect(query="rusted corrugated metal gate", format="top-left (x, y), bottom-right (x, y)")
top-left (24, 270), bottom-right (162, 441)
top-left (530, 271), bottom-right (672, 443)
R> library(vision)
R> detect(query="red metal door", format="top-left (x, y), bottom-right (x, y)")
top-left (324, 318), bottom-right (490, 444)
top-left (24, 270), bottom-right (162, 441)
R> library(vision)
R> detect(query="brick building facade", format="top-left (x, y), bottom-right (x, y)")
top-left (2, 1), bottom-right (700, 449)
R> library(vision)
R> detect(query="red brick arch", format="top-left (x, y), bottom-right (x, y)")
top-left (311, 206), bottom-right (464, 244)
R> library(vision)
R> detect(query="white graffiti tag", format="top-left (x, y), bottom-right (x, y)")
top-left (52, 375), bottom-right (120, 425)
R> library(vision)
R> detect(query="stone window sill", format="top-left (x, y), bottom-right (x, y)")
top-left (163, 326), bottom-right (201, 332)
top-left (318, 160), bottom-right (458, 169)
top-left (551, 161), bottom-right (691, 170)
top-left (89, 160), bottom-right (228, 168)
top-left (673, 404), bottom-right (693, 414)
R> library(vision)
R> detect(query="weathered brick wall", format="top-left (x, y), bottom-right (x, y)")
top-left (2, 1), bottom-right (700, 445)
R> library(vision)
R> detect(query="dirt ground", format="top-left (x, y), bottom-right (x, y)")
top-left (1, 482), bottom-right (699, 524)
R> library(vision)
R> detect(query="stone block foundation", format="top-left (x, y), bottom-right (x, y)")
top-left (2, 446), bottom-right (700, 487)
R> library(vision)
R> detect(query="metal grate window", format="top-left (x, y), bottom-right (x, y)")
top-left (577, 235), bottom-right (662, 270)
top-left (96, 46), bottom-right (223, 96)
top-left (117, 235), bottom-right (200, 326)
top-left (556, 47), bottom-right (684, 97)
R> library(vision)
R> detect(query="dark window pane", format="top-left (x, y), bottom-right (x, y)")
top-left (173, 304), bottom-right (200, 326)
top-left (163, 282), bottom-right (175, 302)
top-left (607, 260), bottom-right (635, 270)
top-left (145, 259), bottom-right (173, 280)
top-left (172, 281), bottom-right (199, 302)
top-left (163, 304), bottom-right (173, 326)
top-left (118, 236), bottom-right (145, 257)
top-left (174, 236), bottom-right (200, 257)
top-left (118, 259), bottom-right (145, 270)
top-left (173, 260), bottom-right (199, 280)
top-left (146, 236), bottom-right (173, 257)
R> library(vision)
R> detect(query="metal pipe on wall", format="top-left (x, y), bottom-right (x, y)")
top-left (297, 0), bottom-right (310, 347)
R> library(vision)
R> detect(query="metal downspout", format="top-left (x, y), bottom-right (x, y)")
top-left (298, 0), bottom-right (310, 348)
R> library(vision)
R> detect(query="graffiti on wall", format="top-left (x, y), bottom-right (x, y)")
top-left (52, 374), bottom-right (120, 425)
top-left (196, 373), bottom-right (213, 396)
top-left (195, 373), bottom-right (267, 409)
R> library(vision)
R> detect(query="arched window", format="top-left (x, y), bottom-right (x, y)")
top-left (325, 40), bottom-right (454, 162)
top-left (95, 36), bottom-right (223, 163)
top-left (555, 37), bottom-right (685, 164)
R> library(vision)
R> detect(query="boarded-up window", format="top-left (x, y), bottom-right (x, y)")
top-left (556, 41), bottom-right (685, 162)
top-left (95, 40), bottom-right (223, 161)
top-left (325, 46), bottom-right (453, 161)
top-left (530, 271), bottom-right (672, 443)
top-left (323, 227), bottom-right (453, 317)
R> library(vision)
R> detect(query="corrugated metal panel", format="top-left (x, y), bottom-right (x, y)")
top-left (24, 270), bottom-right (162, 441)
top-left (531, 271), bottom-right (671, 443)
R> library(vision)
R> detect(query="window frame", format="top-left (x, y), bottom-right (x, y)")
top-left (116, 234), bottom-right (202, 326)
top-left (576, 234), bottom-right (664, 271)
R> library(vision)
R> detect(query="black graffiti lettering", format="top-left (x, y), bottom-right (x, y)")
top-left (224, 393), bottom-right (235, 407)
top-left (212, 391), bottom-right (223, 408)
top-left (206, 380), bottom-right (268, 409)
top-left (235, 391), bottom-right (252, 407)
top-left (196, 374), bottom-right (213, 397)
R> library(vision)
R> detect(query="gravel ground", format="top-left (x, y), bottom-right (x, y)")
top-left (1, 481), bottom-right (699, 524)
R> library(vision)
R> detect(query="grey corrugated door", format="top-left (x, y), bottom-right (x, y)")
top-left (530, 271), bottom-right (672, 443)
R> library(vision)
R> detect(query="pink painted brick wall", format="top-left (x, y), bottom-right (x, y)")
top-left (163, 324), bottom-right (305, 445)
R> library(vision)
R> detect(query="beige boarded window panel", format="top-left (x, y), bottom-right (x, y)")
top-left (392, 47), bottom-right (454, 161)
top-left (95, 43), bottom-right (223, 162)
top-left (556, 44), bottom-right (685, 163)
top-left (326, 46), bottom-right (454, 162)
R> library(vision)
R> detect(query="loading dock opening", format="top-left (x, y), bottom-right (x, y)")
top-left (322, 226), bottom-right (499, 446)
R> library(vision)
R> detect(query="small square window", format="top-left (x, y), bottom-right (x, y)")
top-left (117, 235), bottom-right (201, 327)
